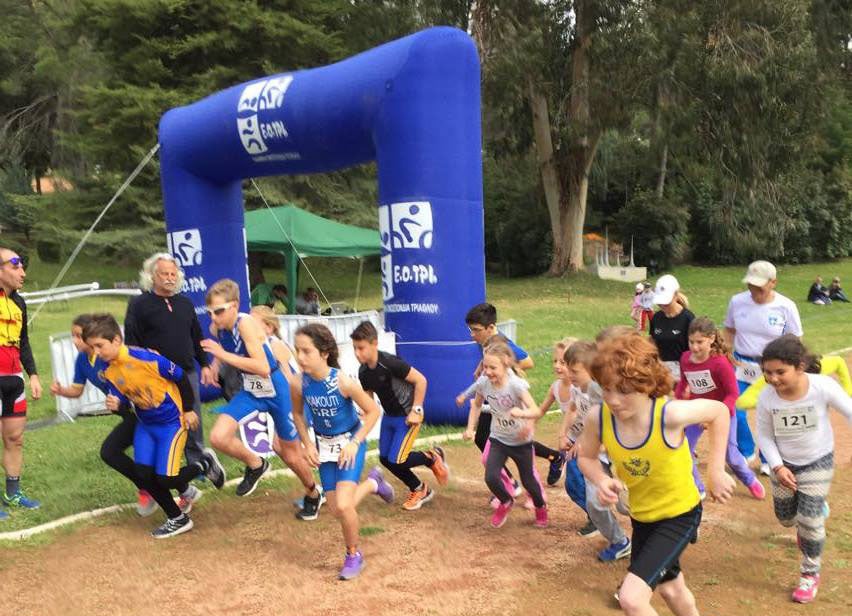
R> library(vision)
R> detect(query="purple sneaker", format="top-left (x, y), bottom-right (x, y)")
top-left (339, 551), bottom-right (364, 580)
top-left (367, 467), bottom-right (395, 504)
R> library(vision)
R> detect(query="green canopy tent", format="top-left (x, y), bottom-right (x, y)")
top-left (244, 204), bottom-right (381, 314)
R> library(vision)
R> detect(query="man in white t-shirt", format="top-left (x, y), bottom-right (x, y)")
top-left (724, 260), bottom-right (803, 469)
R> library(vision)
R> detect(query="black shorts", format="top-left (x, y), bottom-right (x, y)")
top-left (628, 504), bottom-right (702, 589)
top-left (0, 374), bottom-right (26, 418)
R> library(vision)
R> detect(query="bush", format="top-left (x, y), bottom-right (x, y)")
top-left (615, 187), bottom-right (689, 272)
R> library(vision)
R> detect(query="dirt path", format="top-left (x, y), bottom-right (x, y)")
top-left (1, 414), bottom-right (851, 616)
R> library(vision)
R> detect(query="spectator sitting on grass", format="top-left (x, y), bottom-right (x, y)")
top-left (807, 276), bottom-right (832, 305)
top-left (828, 277), bottom-right (849, 303)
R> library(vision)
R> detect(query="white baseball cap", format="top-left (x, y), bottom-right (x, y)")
top-left (653, 274), bottom-right (679, 305)
top-left (742, 260), bottom-right (777, 287)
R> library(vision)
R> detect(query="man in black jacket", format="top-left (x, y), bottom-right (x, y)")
top-left (124, 253), bottom-right (214, 467)
top-left (0, 247), bottom-right (42, 515)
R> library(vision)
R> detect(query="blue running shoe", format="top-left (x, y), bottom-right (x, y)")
top-left (0, 508), bottom-right (8, 521)
top-left (598, 538), bottom-right (631, 562)
top-left (3, 491), bottom-right (40, 510)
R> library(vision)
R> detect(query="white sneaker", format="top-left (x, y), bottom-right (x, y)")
top-left (177, 485), bottom-right (203, 514)
top-left (760, 463), bottom-right (771, 477)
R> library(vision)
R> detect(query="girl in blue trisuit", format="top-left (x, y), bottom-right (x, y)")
top-left (290, 323), bottom-right (394, 581)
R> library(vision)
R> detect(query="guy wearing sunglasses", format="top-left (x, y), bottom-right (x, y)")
top-left (0, 248), bottom-right (42, 516)
top-left (201, 279), bottom-right (323, 517)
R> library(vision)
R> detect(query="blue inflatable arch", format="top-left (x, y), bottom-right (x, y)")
top-left (159, 27), bottom-right (484, 423)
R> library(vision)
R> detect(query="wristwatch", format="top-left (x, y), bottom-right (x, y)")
top-left (411, 405), bottom-right (424, 416)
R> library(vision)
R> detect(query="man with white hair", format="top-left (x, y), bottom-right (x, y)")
top-left (123, 254), bottom-right (214, 502)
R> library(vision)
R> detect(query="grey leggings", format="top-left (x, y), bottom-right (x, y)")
top-left (485, 438), bottom-right (545, 508)
top-left (772, 451), bottom-right (834, 575)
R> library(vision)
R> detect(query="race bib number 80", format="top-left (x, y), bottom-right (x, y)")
top-left (317, 433), bottom-right (351, 463)
top-left (735, 362), bottom-right (761, 384)
top-left (772, 406), bottom-right (818, 437)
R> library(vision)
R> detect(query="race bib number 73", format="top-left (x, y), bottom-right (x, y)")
top-left (317, 433), bottom-right (351, 463)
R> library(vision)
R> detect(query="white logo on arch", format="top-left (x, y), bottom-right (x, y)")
top-left (167, 228), bottom-right (203, 266)
top-left (236, 75), bottom-right (294, 155)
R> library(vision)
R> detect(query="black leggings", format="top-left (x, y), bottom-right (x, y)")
top-left (135, 463), bottom-right (197, 519)
top-left (485, 438), bottom-right (545, 508)
top-left (380, 452), bottom-right (433, 492)
top-left (100, 411), bottom-right (144, 489)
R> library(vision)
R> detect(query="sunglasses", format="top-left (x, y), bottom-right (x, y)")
top-left (0, 256), bottom-right (25, 269)
top-left (206, 302), bottom-right (232, 316)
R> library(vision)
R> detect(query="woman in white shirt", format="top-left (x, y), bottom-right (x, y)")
top-left (757, 335), bottom-right (852, 604)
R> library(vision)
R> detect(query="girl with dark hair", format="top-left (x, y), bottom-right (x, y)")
top-left (757, 335), bottom-right (852, 603)
top-left (675, 317), bottom-right (765, 500)
top-left (291, 323), bottom-right (394, 580)
top-left (577, 334), bottom-right (735, 616)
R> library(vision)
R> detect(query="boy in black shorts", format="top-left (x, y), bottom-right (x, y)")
top-left (351, 321), bottom-right (449, 510)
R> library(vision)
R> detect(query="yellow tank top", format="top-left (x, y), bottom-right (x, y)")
top-left (601, 397), bottom-right (700, 523)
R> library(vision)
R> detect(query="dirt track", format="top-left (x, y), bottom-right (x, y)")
top-left (1, 414), bottom-right (851, 616)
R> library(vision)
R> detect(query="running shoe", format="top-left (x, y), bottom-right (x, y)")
top-left (402, 485), bottom-right (435, 511)
top-left (546, 451), bottom-right (566, 486)
top-left (177, 485), bottom-right (203, 514)
top-left (491, 500), bottom-right (513, 528)
top-left (0, 508), bottom-right (8, 521)
top-left (235, 458), bottom-right (269, 497)
top-left (151, 514), bottom-right (194, 539)
top-left (339, 551), bottom-right (365, 580)
top-left (823, 501), bottom-right (830, 519)
top-left (201, 447), bottom-right (226, 489)
top-left (2, 491), bottom-right (40, 509)
top-left (577, 517), bottom-right (600, 538)
top-left (760, 463), bottom-right (772, 477)
top-left (598, 538), bottom-right (632, 562)
top-left (295, 488), bottom-right (326, 521)
top-left (368, 467), bottom-right (395, 504)
top-left (428, 447), bottom-right (450, 486)
top-left (534, 506), bottom-right (548, 528)
top-left (748, 479), bottom-right (766, 500)
top-left (136, 489), bottom-right (158, 517)
top-left (792, 573), bottom-right (819, 603)
top-left (699, 490), bottom-right (707, 501)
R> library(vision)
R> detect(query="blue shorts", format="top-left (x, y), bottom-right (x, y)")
top-left (134, 419), bottom-right (187, 477)
top-left (318, 439), bottom-right (367, 492)
top-left (378, 415), bottom-right (420, 464)
top-left (215, 371), bottom-right (299, 441)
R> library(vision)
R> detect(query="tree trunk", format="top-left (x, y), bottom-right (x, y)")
top-left (656, 142), bottom-right (668, 199)
top-left (548, 0), bottom-right (599, 275)
top-left (528, 78), bottom-right (563, 262)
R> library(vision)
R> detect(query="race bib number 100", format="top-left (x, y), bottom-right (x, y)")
top-left (772, 406), bottom-right (818, 437)
top-left (317, 433), bottom-right (351, 463)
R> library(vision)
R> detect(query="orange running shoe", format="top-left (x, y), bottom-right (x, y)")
top-left (428, 447), bottom-right (450, 486)
top-left (402, 485), bottom-right (435, 511)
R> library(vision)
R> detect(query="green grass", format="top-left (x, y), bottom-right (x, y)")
top-left (6, 253), bottom-right (852, 535)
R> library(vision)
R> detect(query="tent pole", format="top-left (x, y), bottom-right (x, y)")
top-left (286, 249), bottom-right (298, 314)
top-left (354, 257), bottom-right (364, 311)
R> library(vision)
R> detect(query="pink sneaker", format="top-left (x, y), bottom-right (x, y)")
top-left (491, 500), bottom-right (513, 528)
top-left (534, 506), bottom-right (548, 528)
top-left (747, 479), bottom-right (766, 500)
top-left (792, 573), bottom-right (819, 603)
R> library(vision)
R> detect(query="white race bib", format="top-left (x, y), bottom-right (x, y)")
top-left (317, 432), bottom-right (351, 463)
top-left (243, 373), bottom-right (276, 398)
top-left (773, 406), bottom-right (818, 437)
top-left (735, 361), bottom-right (761, 384)
top-left (685, 370), bottom-right (716, 395)
top-left (664, 361), bottom-right (681, 379)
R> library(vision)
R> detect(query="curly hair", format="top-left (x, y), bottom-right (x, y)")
top-left (688, 317), bottom-right (732, 361)
top-left (296, 323), bottom-right (340, 368)
top-left (138, 253), bottom-right (186, 293)
top-left (591, 335), bottom-right (673, 397)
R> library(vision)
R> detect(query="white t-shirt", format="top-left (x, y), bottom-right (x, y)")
top-left (723, 290), bottom-right (803, 358)
top-left (756, 373), bottom-right (852, 468)
top-left (474, 373), bottom-right (533, 446)
top-left (566, 381), bottom-right (604, 444)
top-left (550, 380), bottom-right (572, 413)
